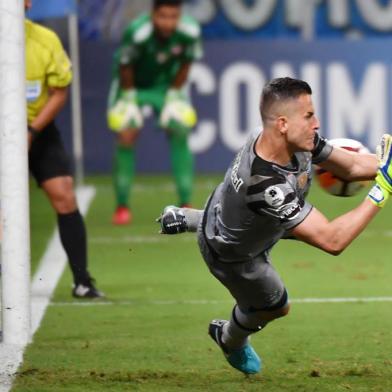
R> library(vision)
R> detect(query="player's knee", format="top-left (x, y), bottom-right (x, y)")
top-left (117, 129), bottom-right (139, 146)
top-left (53, 191), bottom-right (77, 214)
top-left (165, 123), bottom-right (192, 138)
top-left (277, 302), bottom-right (291, 317)
top-left (263, 289), bottom-right (290, 320)
top-left (265, 303), bottom-right (290, 321)
top-left (44, 178), bottom-right (77, 213)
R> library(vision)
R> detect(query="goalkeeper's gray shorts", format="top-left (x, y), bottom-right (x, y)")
top-left (197, 229), bottom-right (287, 314)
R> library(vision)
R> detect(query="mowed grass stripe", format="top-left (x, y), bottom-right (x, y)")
top-left (0, 186), bottom-right (96, 392)
top-left (49, 296), bottom-right (392, 307)
top-left (88, 230), bottom-right (392, 245)
top-left (12, 176), bottom-right (392, 392)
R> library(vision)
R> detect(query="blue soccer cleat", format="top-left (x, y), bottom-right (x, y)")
top-left (208, 319), bottom-right (262, 375)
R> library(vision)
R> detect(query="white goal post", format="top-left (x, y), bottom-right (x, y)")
top-left (0, 0), bottom-right (31, 345)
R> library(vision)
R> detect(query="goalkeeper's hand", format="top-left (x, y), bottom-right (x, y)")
top-left (159, 89), bottom-right (197, 136)
top-left (367, 134), bottom-right (392, 207)
top-left (156, 205), bottom-right (188, 234)
top-left (164, 88), bottom-right (185, 104)
top-left (107, 89), bottom-right (143, 132)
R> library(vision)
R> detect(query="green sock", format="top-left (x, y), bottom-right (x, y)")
top-left (168, 135), bottom-right (194, 205)
top-left (113, 145), bottom-right (135, 207)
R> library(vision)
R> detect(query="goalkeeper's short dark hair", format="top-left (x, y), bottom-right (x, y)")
top-left (153, 0), bottom-right (183, 9)
top-left (260, 77), bottom-right (312, 123)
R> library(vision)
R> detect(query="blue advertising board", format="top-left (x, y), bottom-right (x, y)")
top-left (198, 0), bottom-right (392, 39)
top-left (57, 39), bottom-right (392, 174)
top-left (27, 0), bottom-right (76, 19)
top-left (77, 0), bottom-right (392, 41)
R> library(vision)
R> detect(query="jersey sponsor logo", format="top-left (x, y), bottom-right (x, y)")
top-left (157, 52), bottom-right (168, 63)
top-left (264, 185), bottom-right (285, 207)
top-left (171, 45), bottom-right (183, 55)
top-left (231, 150), bottom-right (244, 192)
top-left (26, 80), bottom-right (41, 102)
top-left (277, 202), bottom-right (301, 221)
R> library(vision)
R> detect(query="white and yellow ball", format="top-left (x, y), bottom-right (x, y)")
top-left (315, 138), bottom-right (370, 197)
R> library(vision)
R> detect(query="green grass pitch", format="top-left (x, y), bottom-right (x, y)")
top-left (12, 175), bottom-right (392, 391)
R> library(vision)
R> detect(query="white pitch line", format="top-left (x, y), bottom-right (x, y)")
top-left (292, 296), bottom-right (392, 303)
top-left (49, 296), bottom-right (392, 307)
top-left (0, 186), bottom-right (96, 392)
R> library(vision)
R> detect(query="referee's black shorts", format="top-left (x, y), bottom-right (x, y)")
top-left (28, 122), bottom-right (73, 186)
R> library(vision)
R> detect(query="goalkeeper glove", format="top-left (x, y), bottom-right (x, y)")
top-left (165, 88), bottom-right (185, 103)
top-left (367, 134), bottom-right (392, 208)
top-left (107, 89), bottom-right (143, 132)
top-left (159, 89), bottom-right (197, 136)
top-left (156, 205), bottom-right (188, 234)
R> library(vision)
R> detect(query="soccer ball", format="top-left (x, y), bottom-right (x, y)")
top-left (315, 138), bottom-right (370, 197)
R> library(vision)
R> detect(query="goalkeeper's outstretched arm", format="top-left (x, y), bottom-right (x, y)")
top-left (319, 144), bottom-right (377, 182)
top-left (292, 134), bottom-right (392, 255)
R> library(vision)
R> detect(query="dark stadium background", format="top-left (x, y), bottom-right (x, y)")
top-left (28, 0), bottom-right (392, 173)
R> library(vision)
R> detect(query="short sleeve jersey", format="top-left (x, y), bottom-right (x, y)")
top-left (25, 19), bottom-right (72, 123)
top-left (204, 131), bottom-right (315, 262)
top-left (114, 13), bottom-right (202, 89)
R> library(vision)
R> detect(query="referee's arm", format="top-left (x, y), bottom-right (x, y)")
top-left (28, 87), bottom-right (68, 147)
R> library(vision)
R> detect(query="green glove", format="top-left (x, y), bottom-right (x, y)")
top-left (107, 89), bottom-right (143, 132)
top-left (367, 134), bottom-right (392, 207)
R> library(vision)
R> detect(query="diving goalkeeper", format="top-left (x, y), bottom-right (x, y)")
top-left (157, 77), bottom-right (392, 375)
top-left (107, 0), bottom-right (203, 225)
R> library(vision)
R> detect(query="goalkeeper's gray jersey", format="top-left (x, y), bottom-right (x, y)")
top-left (203, 132), bottom-right (314, 263)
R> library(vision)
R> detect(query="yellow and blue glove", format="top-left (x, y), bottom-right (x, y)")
top-left (367, 134), bottom-right (392, 207)
top-left (107, 89), bottom-right (143, 132)
top-left (159, 89), bottom-right (197, 137)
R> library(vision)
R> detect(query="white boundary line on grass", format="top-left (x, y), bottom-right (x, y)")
top-left (49, 296), bottom-right (392, 307)
top-left (0, 186), bottom-right (96, 392)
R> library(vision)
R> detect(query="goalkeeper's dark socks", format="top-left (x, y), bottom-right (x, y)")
top-left (57, 209), bottom-right (90, 284)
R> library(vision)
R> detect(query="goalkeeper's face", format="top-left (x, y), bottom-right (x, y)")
top-left (284, 94), bottom-right (320, 152)
top-left (24, 0), bottom-right (32, 10)
top-left (152, 5), bottom-right (181, 39)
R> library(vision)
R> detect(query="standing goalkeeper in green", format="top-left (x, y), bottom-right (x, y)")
top-left (107, 0), bottom-right (203, 225)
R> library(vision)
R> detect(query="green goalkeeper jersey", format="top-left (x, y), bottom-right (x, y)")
top-left (113, 13), bottom-right (203, 90)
